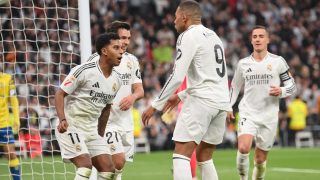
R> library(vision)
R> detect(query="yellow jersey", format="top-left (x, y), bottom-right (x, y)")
top-left (0, 73), bottom-right (19, 128)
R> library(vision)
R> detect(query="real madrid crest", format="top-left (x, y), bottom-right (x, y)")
top-left (75, 144), bottom-right (81, 152)
top-left (112, 83), bottom-right (117, 92)
top-left (110, 144), bottom-right (116, 152)
top-left (127, 62), bottom-right (132, 70)
top-left (267, 64), bottom-right (272, 71)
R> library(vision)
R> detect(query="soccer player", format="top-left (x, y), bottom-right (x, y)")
top-left (142, 1), bottom-right (231, 180)
top-left (227, 26), bottom-right (296, 180)
top-left (55, 33), bottom-right (123, 180)
top-left (0, 70), bottom-right (21, 180)
top-left (87, 21), bottom-right (144, 180)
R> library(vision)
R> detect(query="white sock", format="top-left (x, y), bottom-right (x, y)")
top-left (115, 169), bottom-right (123, 180)
top-left (252, 161), bottom-right (266, 180)
top-left (97, 172), bottom-right (115, 180)
top-left (237, 151), bottom-right (249, 180)
top-left (173, 153), bottom-right (192, 180)
top-left (74, 167), bottom-right (92, 180)
top-left (198, 159), bottom-right (218, 180)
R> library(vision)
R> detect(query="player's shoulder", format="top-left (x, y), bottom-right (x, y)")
top-left (86, 52), bottom-right (100, 62)
top-left (122, 52), bottom-right (138, 62)
top-left (268, 52), bottom-right (282, 60)
top-left (238, 56), bottom-right (252, 65)
top-left (72, 61), bottom-right (97, 78)
top-left (268, 52), bottom-right (287, 64)
top-left (177, 25), bottom-right (199, 46)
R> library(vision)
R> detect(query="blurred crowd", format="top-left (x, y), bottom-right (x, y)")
top-left (0, 0), bottom-right (320, 154)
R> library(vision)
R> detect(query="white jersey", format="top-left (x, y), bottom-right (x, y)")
top-left (230, 52), bottom-right (296, 123)
top-left (152, 24), bottom-right (231, 111)
top-left (88, 52), bottom-right (142, 131)
top-left (59, 60), bottom-right (121, 133)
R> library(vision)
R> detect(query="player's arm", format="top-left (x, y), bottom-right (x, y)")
top-left (151, 34), bottom-right (196, 111)
top-left (119, 58), bottom-right (144, 110)
top-left (227, 62), bottom-right (244, 122)
top-left (119, 83), bottom-right (144, 111)
top-left (230, 62), bottom-right (244, 106)
top-left (55, 89), bottom-right (69, 133)
top-left (55, 66), bottom-right (81, 133)
top-left (270, 58), bottom-right (296, 97)
top-left (97, 104), bottom-right (111, 137)
top-left (142, 34), bottom-right (197, 125)
top-left (8, 77), bottom-right (20, 132)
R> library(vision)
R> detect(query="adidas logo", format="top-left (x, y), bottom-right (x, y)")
top-left (246, 68), bottom-right (252, 73)
top-left (92, 82), bottom-right (100, 88)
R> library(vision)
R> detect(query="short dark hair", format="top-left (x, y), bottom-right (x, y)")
top-left (251, 25), bottom-right (269, 37)
top-left (95, 33), bottom-right (120, 55)
top-left (106, 21), bottom-right (131, 34)
top-left (179, 0), bottom-right (201, 19)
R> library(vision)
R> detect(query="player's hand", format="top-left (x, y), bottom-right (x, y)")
top-left (57, 119), bottom-right (68, 133)
top-left (226, 111), bottom-right (235, 123)
top-left (269, 85), bottom-right (281, 96)
top-left (119, 95), bottom-right (135, 111)
top-left (142, 106), bottom-right (156, 126)
top-left (162, 94), bottom-right (181, 113)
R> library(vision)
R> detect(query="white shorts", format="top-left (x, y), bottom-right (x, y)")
top-left (55, 126), bottom-right (109, 163)
top-left (173, 96), bottom-right (227, 145)
top-left (104, 130), bottom-right (134, 162)
top-left (237, 112), bottom-right (278, 151)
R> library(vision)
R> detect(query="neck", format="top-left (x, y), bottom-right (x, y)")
top-left (252, 50), bottom-right (268, 62)
top-left (186, 19), bottom-right (201, 29)
top-left (98, 58), bottom-right (113, 78)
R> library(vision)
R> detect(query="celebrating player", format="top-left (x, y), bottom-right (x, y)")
top-left (87, 21), bottom-right (144, 180)
top-left (55, 33), bottom-right (123, 180)
top-left (142, 1), bottom-right (231, 180)
top-left (227, 26), bottom-right (296, 180)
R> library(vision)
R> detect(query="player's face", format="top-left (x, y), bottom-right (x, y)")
top-left (118, 28), bottom-right (131, 51)
top-left (251, 28), bottom-right (269, 53)
top-left (174, 7), bottom-right (186, 33)
top-left (102, 39), bottom-right (123, 66)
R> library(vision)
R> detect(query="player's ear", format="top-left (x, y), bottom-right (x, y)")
top-left (101, 47), bottom-right (108, 56)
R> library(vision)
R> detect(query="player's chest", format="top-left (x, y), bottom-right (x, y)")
top-left (241, 62), bottom-right (278, 85)
top-left (114, 61), bottom-right (133, 86)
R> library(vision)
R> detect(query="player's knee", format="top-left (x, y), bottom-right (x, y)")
top-left (76, 167), bottom-right (92, 179)
top-left (238, 144), bottom-right (250, 154)
top-left (113, 159), bottom-right (125, 170)
top-left (255, 154), bottom-right (267, 164)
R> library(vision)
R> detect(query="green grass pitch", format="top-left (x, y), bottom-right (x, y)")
top-left (1, 148), bottom-right (319, 180)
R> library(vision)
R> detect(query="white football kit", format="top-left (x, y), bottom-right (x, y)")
top-left (230, 52), bottom-right (296, 150)
top-left (88, 52), bottom-right (142, 161)
top-left (55, 60), bottom-right (121, 162)
top-left (152, 24), bottom-right (231, 145)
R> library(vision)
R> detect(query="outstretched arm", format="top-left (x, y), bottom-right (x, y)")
top-left (97, 104), bottom-right (112, 137)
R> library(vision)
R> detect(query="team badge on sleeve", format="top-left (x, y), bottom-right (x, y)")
top-left (64, 76), bottom-right (76, 86)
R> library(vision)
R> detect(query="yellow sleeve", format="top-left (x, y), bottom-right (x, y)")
top-left (9, 77), bottom-right (20, 125)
